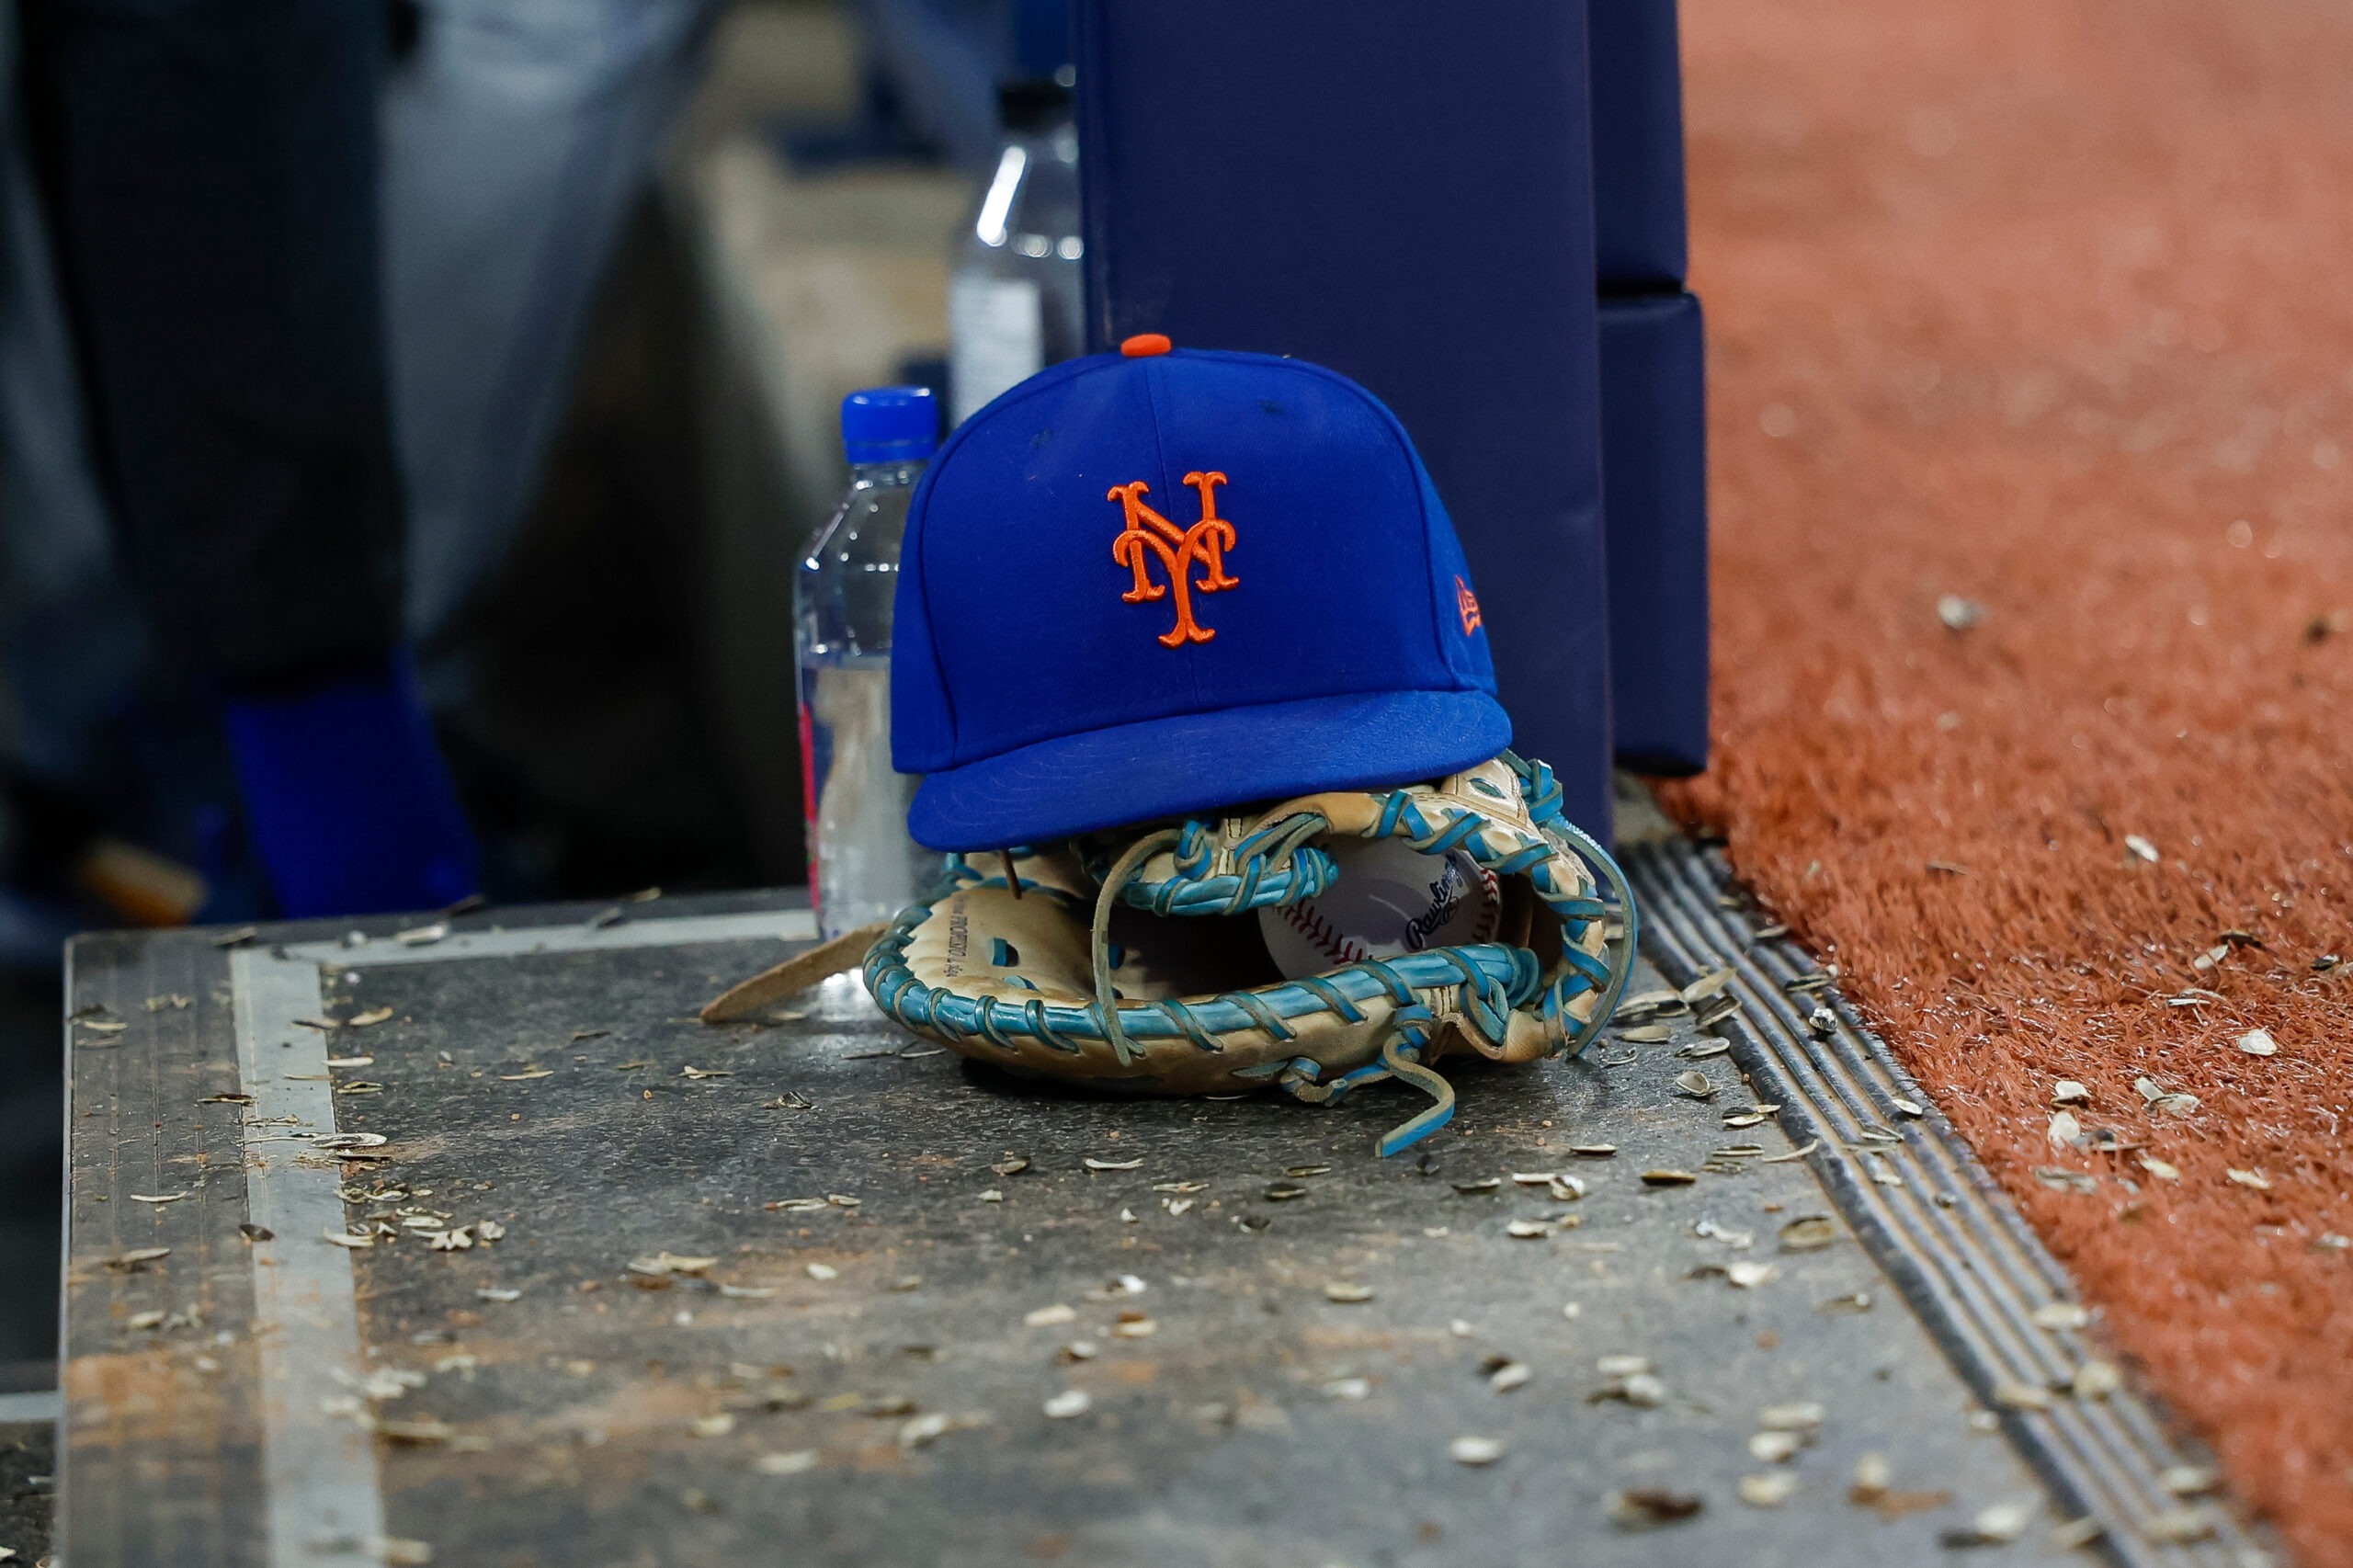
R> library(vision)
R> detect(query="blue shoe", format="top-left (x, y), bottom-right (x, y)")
top-left (223, 656), bottom-right (480, 918)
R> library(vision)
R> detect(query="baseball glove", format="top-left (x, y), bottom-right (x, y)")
top-left (860, 752), bottom-right (1638, 1156)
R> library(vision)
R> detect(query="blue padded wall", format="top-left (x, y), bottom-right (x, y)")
top-left (1590, 1), bottom-right (1709, 776)
top-left (1598, 292), bottom-right (1709, 775)
top-left (1074, 0), bottom-right (1615, 836)
top-left (1589, 0), bottom-right (1690, 289)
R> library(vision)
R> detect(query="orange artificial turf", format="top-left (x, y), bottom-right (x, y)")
top-left (1659, 0), bottom-right (2353, 1559)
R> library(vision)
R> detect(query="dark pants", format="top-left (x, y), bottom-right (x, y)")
top-left (19, 0), bottom-right (403, 693)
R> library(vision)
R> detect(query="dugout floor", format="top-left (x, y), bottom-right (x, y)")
top-left (56, 838), bottom-right (2263, 1566)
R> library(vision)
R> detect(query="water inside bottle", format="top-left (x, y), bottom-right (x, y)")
top-left (795, 456), bottom-right (939, 938)
top-left (797, 658), bottom-right (929, 935)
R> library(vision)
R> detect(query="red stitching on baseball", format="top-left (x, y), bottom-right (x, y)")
top-left (1281, 902), bottom-right (1368, 966)
top-left (1472, 865), bottom-right (1499, 943)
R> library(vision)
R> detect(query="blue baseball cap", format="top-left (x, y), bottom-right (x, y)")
top-left (892, 336), bottom-right (1508, 851)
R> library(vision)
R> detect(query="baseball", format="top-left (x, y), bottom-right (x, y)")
top-left (1258, 837), bottom-right (1501, 979)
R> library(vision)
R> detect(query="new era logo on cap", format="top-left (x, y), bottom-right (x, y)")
top-left (892, 339), bottom-right (1508, 850)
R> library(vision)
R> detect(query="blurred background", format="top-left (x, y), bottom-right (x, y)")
top-left (0, 0), bottom-right (1073, 1383)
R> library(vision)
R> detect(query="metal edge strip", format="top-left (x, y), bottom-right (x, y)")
top-left (279, 908), bottom-right (816, 969)
top-left (51, 938), bottom-right (77, 1548)
top-left (232, 947), bottom-right (387, 1567)
top-left (1626, 841), bottom-right (2267, 1568)
top-left (1653, 844), bottom-right (2240, 1519)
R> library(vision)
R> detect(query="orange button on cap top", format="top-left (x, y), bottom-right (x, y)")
top-left (1120, 333), bottom-right (1173, 358)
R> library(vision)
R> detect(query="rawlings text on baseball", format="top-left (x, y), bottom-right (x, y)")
top-left (1257, 838), bottom-right (1501, 980)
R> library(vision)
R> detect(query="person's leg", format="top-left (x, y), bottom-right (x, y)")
top-left (0, 0), bottom-right (144, 962)
top-left (25, 0), bottom-right (409, 688)
top-left (382, 0), bottom-right (722, 648)
top-left (23, 0), bottom-right (479, 916)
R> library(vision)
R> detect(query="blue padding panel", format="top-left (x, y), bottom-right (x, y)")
top-left (1590, 0), bottom-right (1690, 289)
top-left (1599, 291), bottom-right (1710, 775)
top-left (1074, 0), bottom-right (1615, 838)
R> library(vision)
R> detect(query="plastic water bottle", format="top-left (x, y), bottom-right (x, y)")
top-left (794, 388), bottom-right (941, 937)
top-left (948, 78), bottom-right (1085, 425)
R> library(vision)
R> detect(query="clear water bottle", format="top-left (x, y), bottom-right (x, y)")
top-left (949, 78), bottom-right (1085, 425)
top-left (794, 387), bottom-right (941, 937)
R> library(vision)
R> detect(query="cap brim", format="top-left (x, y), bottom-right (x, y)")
top-left (906, 688), bottom-right (1512, 851)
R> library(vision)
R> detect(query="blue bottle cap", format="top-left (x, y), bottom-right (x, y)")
top-left (841, 386), bottom-right (940, 464)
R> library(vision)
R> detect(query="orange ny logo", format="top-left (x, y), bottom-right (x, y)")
top-left (1108, 471), bottom-right (1239, 647)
